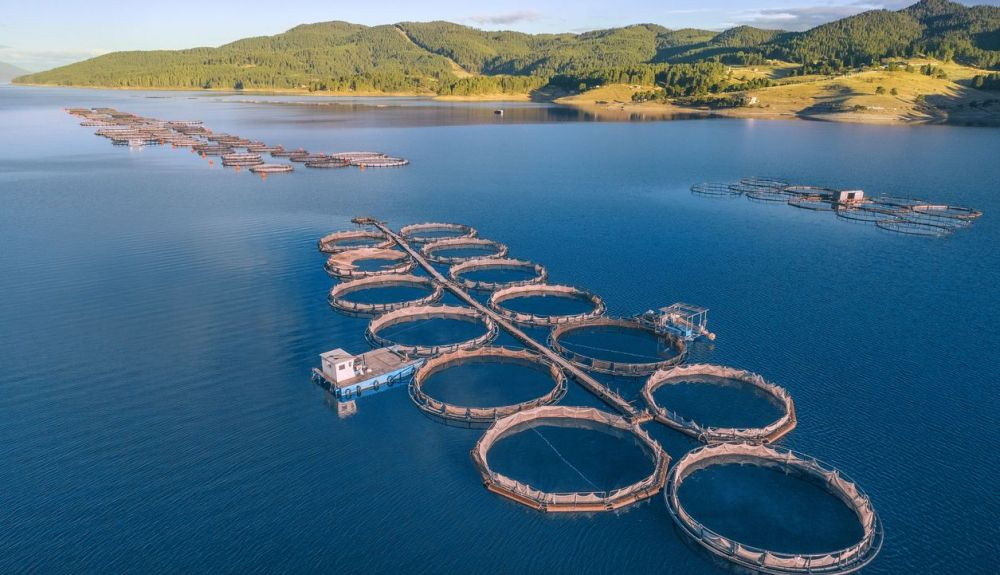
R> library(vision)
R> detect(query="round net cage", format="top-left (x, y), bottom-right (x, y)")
top-left (909, 203), bottom-right (982, 221)
top-left (328, 274), bottom-right (443, 315)
top-left (408, 346), bottom-right (567, 424)
top-left (317, 229), bottom-right (395, 254)
top-left (471, 405), bottom-right (670, 513)
top-left (691, 182), bottom-right (741, 198)
top-left (366, 304), bottom-right (498, 357)
top-left (875, 218), bottom-right (954, 238)
top-left (449, 257), bottom-right (548, 291)
top-left (488, 284), bottom-right (606, 327)
top-left (324, 247), bottom-right (415, 279)
top-left (665, 442), bottom-right (882, 575)
top-left (400, 222), bottom-right (479, 244)
top-left (788, 196), bottom-right (836, 211)
top-left (641, 364), bottom-right (796, 444)
top-left (421, 237), bottom-right (509, 265)
top-left (834, 206), bottom-right (900, 224)
top-left (548, 317), bottom-right (686, 376)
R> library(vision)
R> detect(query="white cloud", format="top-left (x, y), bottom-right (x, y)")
top-left (467, 10), bottom-right (543, 26)
top-left (0, 47), bottom-right (108, 72)
top-left (734, 2), bottom-right (902, 31)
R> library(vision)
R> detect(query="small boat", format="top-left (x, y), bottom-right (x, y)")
top-left (494, 109), bottom-right (504, 116)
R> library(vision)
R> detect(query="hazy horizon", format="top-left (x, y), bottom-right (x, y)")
top-left (2, 0), bottom-right (997, 72)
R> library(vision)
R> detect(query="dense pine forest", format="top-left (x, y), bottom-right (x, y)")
top-left (14, 0), bottom-right (1000, 98)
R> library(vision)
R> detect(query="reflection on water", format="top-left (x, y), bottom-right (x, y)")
top-left (232, 96), bottom-right (713, 128)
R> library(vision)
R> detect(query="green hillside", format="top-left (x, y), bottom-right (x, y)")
top-left (14, 0), bottom-right (1000, 96)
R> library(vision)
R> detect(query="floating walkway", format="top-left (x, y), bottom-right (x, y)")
top-left (366, 219), bottom-right (641, 419)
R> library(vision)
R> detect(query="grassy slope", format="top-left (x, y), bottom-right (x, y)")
top-left (559, 59), bottom-right (1000, 125)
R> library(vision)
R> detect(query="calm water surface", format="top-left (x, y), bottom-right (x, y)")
top-left (1, 85), bottom-right (998, 573)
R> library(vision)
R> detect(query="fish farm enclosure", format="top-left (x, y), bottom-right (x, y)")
top-left (312, 218), bottom-right (883, 574)
top-left (66, 107), bottom-right (409, 176)
top-left (691, 177), bottom-right (981, 237)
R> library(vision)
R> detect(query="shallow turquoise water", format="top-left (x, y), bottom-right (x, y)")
top-left (1, 85), bottom-right (998, 573)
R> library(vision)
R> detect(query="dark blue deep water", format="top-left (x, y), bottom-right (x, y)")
top-left (1, 85), bottom-right (998, 573)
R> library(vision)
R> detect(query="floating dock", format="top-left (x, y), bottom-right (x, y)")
top-left (311, 346), bottom-right (425, 400)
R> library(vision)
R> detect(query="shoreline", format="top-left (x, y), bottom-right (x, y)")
top-left (13, 81), bottom-right (999, 127)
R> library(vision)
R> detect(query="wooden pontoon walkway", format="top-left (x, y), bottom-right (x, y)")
top-left (366, 219), bottom-right (645, 422)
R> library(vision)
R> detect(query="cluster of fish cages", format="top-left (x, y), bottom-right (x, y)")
top-left (691, 177), bottom-right (982, 238)
top-left (64, 107), bottom-right (410, 176)
top-left (310, 217), bottom-right (882, 573)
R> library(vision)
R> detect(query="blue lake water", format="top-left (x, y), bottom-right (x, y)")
top-left (1, 85), bottom-right (998, 573)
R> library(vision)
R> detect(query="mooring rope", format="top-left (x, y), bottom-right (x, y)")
top-left (532, 427), bottom-right (600, 491)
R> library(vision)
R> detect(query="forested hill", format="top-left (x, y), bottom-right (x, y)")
top-left (14, 0), bottom-right (1000, 95)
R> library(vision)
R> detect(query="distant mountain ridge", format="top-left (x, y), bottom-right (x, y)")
top-left (13, 0), bottom-right (1000, 94)
top-left (0, 61), bottom-right (30, 83)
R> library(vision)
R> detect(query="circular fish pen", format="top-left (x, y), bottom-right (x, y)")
top-left (786, 187), bottom-right (838, 211)
top-left (421, 237), bottom-right (509, 265)
top-left (249, 163), bottom-right (293, 174)
top-left (305, 158), bottom-right (349, 169)
top-left (642, 364), bottom-right (796, 443)
top-left (449, 258), bottom-right (547, 291)
top-left (666, 442), bottom-right (881, 574)
top-left (270, 147), bottom-right (304, 158)
top-left (328, 274), bottom-right (443, 314)
top-left (834, 206), bottom-right (898, 224)
top-left (330, 151), bottom-right (386, 162)
top-left (366, 305), bottom-right (498, 356)
top-left (788, 196), bottom-right (836, 211)
top-left (548, 317), bottom-right (685, 376)
top-left (324, 248), bottom-right (415, 279)
top-left (409, 347), bottom-right (567, 423)
top-left (289, 153), bottom-right (328, 163)
top-left (400, 222), bottom-right (478, 244)
top-left (489, 284), bottom-right (606, 327)
top-left (909, 203), bottom-right (982, 221)
top-left (783, 185), bottom-right (836, 198)
top-left (691, 182), bottom-right (741, 198)
top-left (318, 229), bottom-right (394, 254)
top-left (352, 156), bottom-right (409, 167)
top-left (470, 406), bottom-right (669, 512)
top-left (875, 218), bottom-right (954, 238)
top-left (221, 153), bottom-right (263, 167)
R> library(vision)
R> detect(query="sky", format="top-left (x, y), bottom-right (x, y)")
top-left (0, 0), bottom-right (996, 71)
